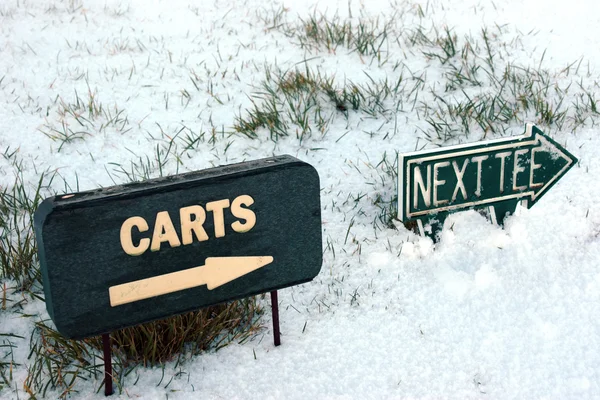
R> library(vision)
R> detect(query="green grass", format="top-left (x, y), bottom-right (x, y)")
top-left (414, 30), bottom-right (582, 144)
top-left (258, 6), bottom-right (395, 66)
top-left (0, 158), bottom-right (56, 292)
top-left (233, 64), bottom-right (401, 143)
top-left (262, 12), bottom-right (600, 143)
top-left (372, 151), bottom-right (399, 231)
top-left (25, 298), bottom-right (263, 398)
top-left (39, 85), bottom-right (131, 153)
top-left (0, 332), bottom-right (22, 392)
top-left (298, 12), bottom-right (394, 66)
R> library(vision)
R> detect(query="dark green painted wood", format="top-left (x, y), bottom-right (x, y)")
top-left (398, 124), bottom-right (578, 240)
top-left (34, 155), bottom-right (322, 339)
top-left (491, 199), bottom-right (520, 226)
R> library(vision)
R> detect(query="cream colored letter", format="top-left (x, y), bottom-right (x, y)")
top-left (206, 199), bottom-right (230, 238)
top-left (529, 147), bottom-right (543, 188)
top-left (231, 195), bottom-right (256, 233)
top-left (433, 161), bottom-right (450, 207)
top-left (413, 165), bottom-right (431, 209)
top-left (180, 205), bottom-right (209, 245)
top-left (151, 211), bottom-right (182, 251)
top-left (512, 149), bottom-right (528, 191)
top-left (471, 155), bottom-right (489, 197)
top-left (451, 159), bottom-right (469, 202)
top-left (120, 216), bottom-right (151, 256)
top-left (495, 151), bottom-right (511, 193)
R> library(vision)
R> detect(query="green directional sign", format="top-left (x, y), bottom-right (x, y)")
top-left (34, 155), bottom-right (322, 339)
top-left (398, 124), bottom-right (577, 237)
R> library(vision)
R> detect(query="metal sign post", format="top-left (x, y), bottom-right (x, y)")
top-left (102, 333), bottom-right (113, 396)
top-left (270, 290), bottom-right (281, 346)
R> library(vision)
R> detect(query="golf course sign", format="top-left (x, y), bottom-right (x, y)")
top-left (398, 124), bottom-right (578, 237)
top-left (34, 155), bottom-right (322, 339)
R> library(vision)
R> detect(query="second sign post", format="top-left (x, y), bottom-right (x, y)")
top-left (398, 124), bottom-right (578, 238)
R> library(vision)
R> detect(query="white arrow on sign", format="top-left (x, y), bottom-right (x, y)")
top-left (109, 256), bottom-right (273, 307)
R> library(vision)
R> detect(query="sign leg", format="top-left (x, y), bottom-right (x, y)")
top-left (102, 333), bottom-right (113, 396)
top-left (417, 214), bottom-right (447, 243)
top-left (490, 199), bottom-right (521, 226)
top-left (270, 290), bottom-right (281, 346)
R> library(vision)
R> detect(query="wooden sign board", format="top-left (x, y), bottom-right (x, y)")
top-left (34, 155), bottom-right (322, 339)
top-left (398, 124), bottom-right (577, 238)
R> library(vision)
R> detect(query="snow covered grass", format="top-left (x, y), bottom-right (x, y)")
top-left (0, 162), bottom-right (53, 291)
top-left (1, 0), bottom-right (600, 398)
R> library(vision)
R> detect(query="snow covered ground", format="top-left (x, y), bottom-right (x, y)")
top-left (1, 0), bottom-right (600, 398)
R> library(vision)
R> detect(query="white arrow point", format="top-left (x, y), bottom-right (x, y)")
top-left (529, 133), bottom-right (576, 203)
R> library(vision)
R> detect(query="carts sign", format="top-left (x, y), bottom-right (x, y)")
top-left (398, 124), bottom-right (578, 233)
top-left (34, 155), bottom-right (322, 339)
